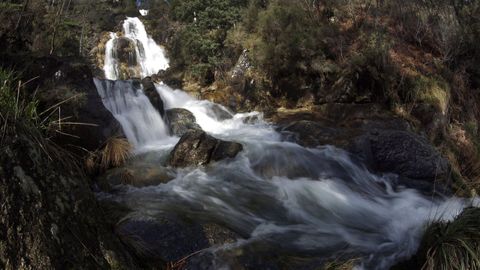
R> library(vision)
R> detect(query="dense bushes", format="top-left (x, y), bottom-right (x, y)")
top-left (167, 0), bottom-right (247, 83)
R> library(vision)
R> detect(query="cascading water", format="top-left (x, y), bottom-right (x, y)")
top-left (94, 17), bottom-right (479, 270)
top-left (103, 17), bottom-right (169, 80)
top-left (93, 79), bottom-right (170, 148)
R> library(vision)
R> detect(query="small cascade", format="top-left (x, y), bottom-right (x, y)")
top-left (103, 17), bottom-right (169, 80)
top-left (103, 33), bottom-right (119, 81)
top-left (94, 78), bottom-right (169, 148)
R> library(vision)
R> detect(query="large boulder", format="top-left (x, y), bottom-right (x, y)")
top-left (165, 108), bottom-right (202, 137)
top-left (169, 130), bottom-right (243, 167)
top-left (350, 130), bottom-right (449, 182)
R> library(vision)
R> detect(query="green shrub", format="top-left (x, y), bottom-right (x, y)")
top-left (168, 0), bottom-right (246, 83)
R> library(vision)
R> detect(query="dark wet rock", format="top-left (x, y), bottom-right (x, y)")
top-left (35, 60), bottom-right (123, 152)
top-left (116, 217), bottom-right (209, 264)
top-left (350, 130), bottom-right (449, 182)
top-left (281, 120), bottom-right (348, 148)
top-left (115, 218), bottom-right (240, 264)
top-left (202, 223), bottom-right (238, 246)
top-left (169, 130), bottom-right (243, 168)
top-left (165, 108), bottom-right (202, 136)
top-left (276, 104), bottom-right (447, 183)
top-left (0, 136), bottom-right (137, 270)
top-left (141, 76), bottom-right (165, 116)
top-left (98, 164), bottom-right (176, 190)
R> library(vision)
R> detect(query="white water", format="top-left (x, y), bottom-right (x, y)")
top-left (104, 32), bottom-right (119, 81)
top-left (93, 79), bottom-right (170, 148)
top-left (95, 17), bottom-right (479, 270)
top-left (106, 81), bottom-right (479, 269)
top-left (103, 17), bottom-right (169, 80)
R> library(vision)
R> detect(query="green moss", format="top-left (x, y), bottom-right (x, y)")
top-left (413, 75), bottom-right (450, 114)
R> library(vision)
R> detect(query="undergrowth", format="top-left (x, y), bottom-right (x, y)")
top-left (0, 67), bottom-right (82, 175)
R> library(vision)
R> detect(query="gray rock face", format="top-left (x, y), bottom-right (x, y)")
top-left (169, 130), bottom-right (243, 167)
top-left (230, 49), bottom-right (251, 92)
top-left (165, 108), bottom-right (202, 136)
top-left (351, 130), bottom-right (449, 181)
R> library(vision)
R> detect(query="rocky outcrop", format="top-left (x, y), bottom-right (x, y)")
top-left (169, 130), bottom-right (243, 167)
top-left (278, 104), bottom-right (448, 183)
top-left (141, 76), bottom-right (165, 116)
top-left (0, 135), bottom-right (137, 270)
top-left (165, 108), bottom-right (202, 136)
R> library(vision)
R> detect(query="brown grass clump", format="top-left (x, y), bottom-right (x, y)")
top-left (85, 136), bottom-right (132, 174)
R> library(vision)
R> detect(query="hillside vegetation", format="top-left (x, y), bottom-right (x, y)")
top-left (152, 0), bottom-right (480, 196)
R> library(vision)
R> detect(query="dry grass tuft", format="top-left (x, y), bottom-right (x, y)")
top-left (85, 136), bottom-right (132, 174)
top-left (101, 137), bottom-right (132, 169)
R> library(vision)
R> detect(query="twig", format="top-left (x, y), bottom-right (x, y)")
top-left (39, 93), bottom-right (83, 116)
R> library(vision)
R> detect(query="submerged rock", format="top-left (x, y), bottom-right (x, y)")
top-left (206, 103), bottom-right (234, 121)
top-left (169, 130), bottom-right (243, 167)
top-left (98, 164), bottom-right (175, 190)
top-left (165, 108), bottom-right (202, 136)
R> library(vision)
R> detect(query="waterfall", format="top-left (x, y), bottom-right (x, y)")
top-left (97, 17), bottom-right (171, 149)
top-left (94, 17), bottom-right (479, 270)
top-left (103, 17), bottom-right (169, 80)
top-left (94, 79), bottom-right (169, 148)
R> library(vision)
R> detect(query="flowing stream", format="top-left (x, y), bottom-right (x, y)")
top-left (95, 17), bottom-right (478, 270)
